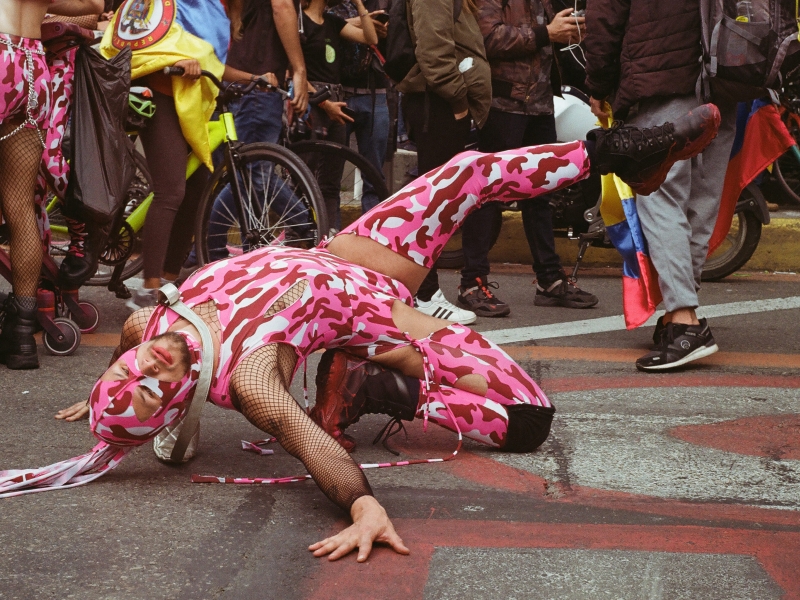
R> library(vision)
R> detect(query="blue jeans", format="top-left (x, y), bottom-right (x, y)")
top-left (202, 90), bottom-right (308, 262)
top-left (345, 92), bottom-right (390, 213)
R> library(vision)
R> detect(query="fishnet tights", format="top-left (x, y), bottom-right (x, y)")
top-left (0, 123), bottom-right (43, 298)
top-left (110, 306), bottom-right (155, 363)
top-left (231, 344), bottom-right (373, 511)
top-left (264, 280), bottom-right (307, 317)
top-left (111, 290), bottom-right (370, 510)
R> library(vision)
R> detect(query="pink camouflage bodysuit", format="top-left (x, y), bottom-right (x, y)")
top-left (144, 141), bottom-right (592, 449)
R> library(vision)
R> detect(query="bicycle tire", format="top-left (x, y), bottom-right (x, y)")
top-left (289, 140), bottom-right (389, 233)
top-left (195, 142), bottom-right (326, 266)
top-left (48, 150), bottom-right (152, 286)
top-left (701, 203), bottom-right (762, 281)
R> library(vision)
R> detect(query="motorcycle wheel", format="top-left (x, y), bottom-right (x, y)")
top-left (701, 208), bottom-right (762, 281)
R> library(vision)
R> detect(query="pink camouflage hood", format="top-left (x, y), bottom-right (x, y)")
top-left (0, 330), bottom-right (204, 498)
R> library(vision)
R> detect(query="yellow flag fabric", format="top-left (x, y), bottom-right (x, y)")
top-left (100, 12), bottom-right (224, 169)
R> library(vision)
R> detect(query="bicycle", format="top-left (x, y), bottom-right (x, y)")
top-left (192, 80), bottom-right (390, 265)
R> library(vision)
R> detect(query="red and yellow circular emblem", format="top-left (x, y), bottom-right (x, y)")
top-left (111, 0), bottom-right (176, 51)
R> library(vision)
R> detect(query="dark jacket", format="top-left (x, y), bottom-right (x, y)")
top-left (397, 0), bottom-right (493, 127)
top-left (476, 0), bottom-right (561, 115)
top-left (584, 0), bottom-right (702, 116)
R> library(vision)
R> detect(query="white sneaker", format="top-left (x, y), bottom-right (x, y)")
top-left (414, 289), bottom-right (477, 325)
top-left (124, 284), bottom-right (159, 313)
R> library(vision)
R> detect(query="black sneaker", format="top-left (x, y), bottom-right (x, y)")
top-left (651, 315), bottom-right (666, 349)
top-left (458, 276), bottom-right (511, 317)
top-left (587, 103), bottom-right (721, 196)
top-left (636, 318), bottom-right (718, 371)
top-left (534, 275), bottom-right (598, 309)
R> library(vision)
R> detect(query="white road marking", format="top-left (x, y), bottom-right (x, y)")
top-left (483, 296), bottom-right (800, 344)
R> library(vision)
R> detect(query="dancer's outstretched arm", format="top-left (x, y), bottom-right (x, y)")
top-left (231, 345), bottom-right (409, 561)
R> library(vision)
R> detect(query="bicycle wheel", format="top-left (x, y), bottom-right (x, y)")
top-left (289, 140), bottom-right (389, 233)
top-left (195, 142), bottom-right (326, 266)
top-left (701, 191), bottom-right (763, 281)
top-left (48, 149), bottom-right (152, 285)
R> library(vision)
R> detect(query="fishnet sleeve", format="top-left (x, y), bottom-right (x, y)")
top-left (109, 307), bottom-right (154, 364)
top-left (231, 344), bottom-right (373, 511)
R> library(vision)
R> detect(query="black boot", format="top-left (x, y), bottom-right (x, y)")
top-left (0, 293), bottom-right (15, 364)
top-left (310, 350), bottom-right (419, 452)
top-left (2, 295), bottom-right (40, 370)
top-left (586, 103), bottom-right (721, 196)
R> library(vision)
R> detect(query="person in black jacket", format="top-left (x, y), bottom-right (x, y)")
top-left (584, 0), bottom-right (737, 372)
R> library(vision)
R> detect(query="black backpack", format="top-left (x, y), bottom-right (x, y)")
top-left (383, 0), bottom-right (463, 84)
top-left (699, 0), bottom-right (800, 101)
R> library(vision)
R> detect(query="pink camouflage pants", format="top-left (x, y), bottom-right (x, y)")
top-left (0, 34), bottom-right (76, 246)
top-left (336, 141), bottom-right (592, 448)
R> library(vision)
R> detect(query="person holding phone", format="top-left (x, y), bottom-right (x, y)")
top-left (327, 0), bottom-right (391, 218)
top-left (395, 0), bottom-right (492, 325)
top-left (300, 0), bottom-right (377, 231)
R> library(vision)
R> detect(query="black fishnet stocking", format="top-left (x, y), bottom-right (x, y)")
top-left (0, 123), bottom-right (43, 298)
top-left (110, 307), bottom-right (155, 363)
top-left (231, 344), bottom-right (373, 511)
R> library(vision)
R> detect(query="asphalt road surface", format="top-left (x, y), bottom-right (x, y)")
top-left (1, 268), bottom-right (798, 600)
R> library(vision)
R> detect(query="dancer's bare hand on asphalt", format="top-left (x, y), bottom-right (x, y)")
top-left (309, 495), bottom-right (410, 562)
top-left (55, 400), bottom-right (89, 422)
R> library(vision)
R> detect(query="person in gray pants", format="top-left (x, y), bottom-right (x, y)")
top-left (584, 0), bottom-right (737, 371)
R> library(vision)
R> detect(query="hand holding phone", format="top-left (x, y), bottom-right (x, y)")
top-left (373, 12), bottom-right (390, 24)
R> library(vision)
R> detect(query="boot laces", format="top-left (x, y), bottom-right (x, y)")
top-left (372, 417), bottom-right (408, 455)
top-left (64, 217), bottom-right (87, 258)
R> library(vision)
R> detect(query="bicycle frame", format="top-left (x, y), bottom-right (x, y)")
top-left (49, 113), bottom-right (239, 239)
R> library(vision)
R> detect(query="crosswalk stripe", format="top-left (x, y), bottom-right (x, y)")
top-left (483, 296), bottom-right (800, 345)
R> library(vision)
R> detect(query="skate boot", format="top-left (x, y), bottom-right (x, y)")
top-left (311, 349), bottom-right (418, 452)
top-left (587, 103), bottom-right (721, 196)
top-left (0, 295), bottom-right (40, 370)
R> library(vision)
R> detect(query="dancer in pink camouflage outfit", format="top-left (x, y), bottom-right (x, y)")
top-left (7, 102), bottom-right (720, 562)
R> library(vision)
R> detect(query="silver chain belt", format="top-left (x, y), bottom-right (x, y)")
top-left (0, 36), bottom-right (47, 147)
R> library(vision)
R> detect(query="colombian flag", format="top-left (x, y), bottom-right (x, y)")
top-left (600, 174), bottom-right (662, 329)
top-left (708, 99), bottom-right (794, 254)
top-left (99, 0), bottom-right (229, 169)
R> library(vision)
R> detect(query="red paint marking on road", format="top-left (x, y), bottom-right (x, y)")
top-left (670, 414), bottom-right (800, 460)
top-left (539, 373), bottom-right (800, 393)
top-left (444, 451), bottom-right (800, 527)
top-left (305, 520), bottom-right (800, 599)
top-left (305, 540), bottom-right (434, 600)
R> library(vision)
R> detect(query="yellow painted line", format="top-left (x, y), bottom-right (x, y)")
top-left (65, 332), bottom-right (799, 369)
top-left (39, 332), bottom-right (119, 348)
top-left (505, 346), bottom-right (800, 369)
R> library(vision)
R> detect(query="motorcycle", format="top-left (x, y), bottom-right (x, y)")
top-left (434, 86), bottom-right (771, 282)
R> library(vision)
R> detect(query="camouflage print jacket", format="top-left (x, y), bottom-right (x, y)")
top-left (475, 0), bottom-right (561, 116)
